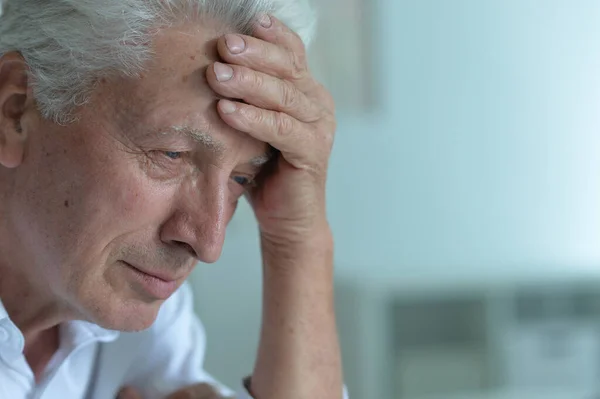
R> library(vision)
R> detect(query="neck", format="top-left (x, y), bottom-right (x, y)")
top-left (0, 259), bottom-right (71, 342)
top-left (0, 252), bottom-right (74, 383)
top-left (0, 203), bottom-right (75, 342)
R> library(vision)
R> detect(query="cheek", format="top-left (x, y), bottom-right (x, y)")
top-left (26, 150), bottom-right (171, 261)
top-left (113, 180), bottom-right (151, 216)
top-left (102, 172), bottom-right (176, 227)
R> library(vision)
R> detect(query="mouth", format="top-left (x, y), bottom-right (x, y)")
top-left (120, 261), bottom-right (180, 300)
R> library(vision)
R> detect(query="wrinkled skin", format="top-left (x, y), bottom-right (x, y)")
top-left (0, 13), bottom-right (338, 398)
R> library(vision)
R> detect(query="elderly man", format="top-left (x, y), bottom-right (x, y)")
top-left (0, 0), bottom-right (345, 398)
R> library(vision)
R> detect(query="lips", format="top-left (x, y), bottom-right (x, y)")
top-left (121, 261), bottom-right (180, 300)
top-left (125, 262), bottom-right (177, 282)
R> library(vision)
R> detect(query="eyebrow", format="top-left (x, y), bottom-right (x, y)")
top-left (156, 125), bottom-right (274, 168)
top-left (169, 125), bottom-right (225, 156)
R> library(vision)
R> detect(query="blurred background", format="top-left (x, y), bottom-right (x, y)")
top-left (189, 1), bottom-right (600, 398)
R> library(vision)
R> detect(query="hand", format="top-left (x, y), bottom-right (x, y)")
top-left (207, 15), bottom-right (336, 246)
top-left (117, 383), bottom-right (230, 399)
top-left (205, 16), bottom-right (342, 399)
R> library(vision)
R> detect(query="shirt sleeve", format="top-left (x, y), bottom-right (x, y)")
top-left (124, 282), bottom-right (349, 399)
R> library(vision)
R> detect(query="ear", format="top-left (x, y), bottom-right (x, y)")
top-left (0, 52), bottom-right (29, 168)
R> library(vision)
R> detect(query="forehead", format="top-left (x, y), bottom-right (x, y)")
top-left (101, 21), bottom-right (268, 161)
top-left (152, 19), bottom-right (225, 78)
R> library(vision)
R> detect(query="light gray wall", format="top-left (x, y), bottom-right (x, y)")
top-left (189, 0), bottom-right (600, 390)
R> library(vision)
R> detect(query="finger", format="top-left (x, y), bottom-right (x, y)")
top-left (117, 387), bottom-right (142, 399)
top-left (207, 62), bottom-right (321, 123)
top-left (217, 33), bottom-right (310, 86)
top-left (252, 15), bottom-right (307, 58)
top-left (217, 99), bottom-right (328, 161)
top-left (167, 383), bottom-right (220, 399)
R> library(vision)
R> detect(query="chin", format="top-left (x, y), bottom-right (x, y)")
top-left (109, 301), bottom-right (163, 332)
top-left (101, 302), bottom-right (162, 332)
top-left (77, 289), bottom-right (165, 332)
top-left (71, 265), bottom-right (176, 331)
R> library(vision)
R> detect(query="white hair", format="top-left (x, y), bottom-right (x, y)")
top-left (0, 0), bottom-right (316, 124)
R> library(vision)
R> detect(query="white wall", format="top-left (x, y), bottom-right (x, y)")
top-left (328, 0), bottom-right (600, 280)
top-left (190, 0), bottom-right (600, 388)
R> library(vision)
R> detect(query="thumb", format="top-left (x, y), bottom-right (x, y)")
top-left (117, 386), bottom-right (143, 399)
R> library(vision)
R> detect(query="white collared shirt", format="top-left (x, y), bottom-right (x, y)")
top-left (0, 283), bottom-right (349, 399)
top-left (0, 283), bottom-right (253, 399)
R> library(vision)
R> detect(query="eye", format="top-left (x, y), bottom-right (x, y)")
top-left (164, 151), bottom-right (182, 160)
top-left (232, 176), bottom-right (250, 186)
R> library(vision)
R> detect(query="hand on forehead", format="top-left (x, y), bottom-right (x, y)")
top-left (95, 21), bottom-right (271, 166)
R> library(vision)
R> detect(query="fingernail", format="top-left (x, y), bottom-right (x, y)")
top-left (214, 62), bottom-right (233, 82)
top-left (259, 14), bottom-right (272, 28)
top-left (220, 100), bottom-right (237, 114)
top-left (225, 34), bottom-right (246, 54)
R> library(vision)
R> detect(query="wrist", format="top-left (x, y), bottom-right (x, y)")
top-left (260, 223), bottom-right (334, 265)
top-left (260, 217), bottom-right (332, 246)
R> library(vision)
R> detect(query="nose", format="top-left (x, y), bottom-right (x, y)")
top-left (159, 174), bottom-right (232, 264)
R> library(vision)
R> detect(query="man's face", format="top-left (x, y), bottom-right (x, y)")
top-left (0, 23), bottom-right (269, 331)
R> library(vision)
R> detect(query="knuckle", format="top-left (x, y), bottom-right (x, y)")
top-left (239, 68), bottom-right (262, 90)
top-left (321, 119), bottom-right (335, 138)
top-left (275, 113), bottom-right (294, 136)
top-left (313, 82), bottom-right (335, 111)
top-left (258, 41), bottom-right (270, 61)
top-left (252, 75), bottom-right (265, 93)
top-left (288, 51), bottom-right (308, 80)
top-left (318, 117), bottom-right (337, 149)
top-left (241, 106), bottom-right (261, 125)
top-left (325, 128), bottom-right (336, 148)
top-left (280, 82), bottom-right (299, 110)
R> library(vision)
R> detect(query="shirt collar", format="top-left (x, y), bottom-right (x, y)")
top-left (0, 295), bottom-right (120, 345)
top-left (63, 320), bottom-right (120, 345)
